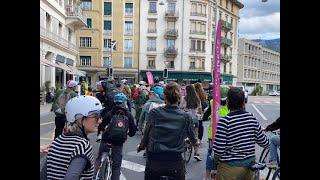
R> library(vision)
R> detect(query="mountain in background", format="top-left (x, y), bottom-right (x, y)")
top-left (252, 38), bottom-right (280, 52)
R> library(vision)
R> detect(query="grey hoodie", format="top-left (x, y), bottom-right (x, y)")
top-left (138, 97), bottom-right (164, 128)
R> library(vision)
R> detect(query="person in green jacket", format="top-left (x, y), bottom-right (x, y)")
top-left (134, 87), bottom-right (147, 126)
top-left (203, 86), bottom-right (230, 180)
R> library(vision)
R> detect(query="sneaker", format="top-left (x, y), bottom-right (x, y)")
top-left (266, 160), bottom-right (278, 168)
top-left (194, 154), bottom-right (202, 161)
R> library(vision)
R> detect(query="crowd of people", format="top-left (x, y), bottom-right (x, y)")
top-left (40, 77), bottom-right (280, 180)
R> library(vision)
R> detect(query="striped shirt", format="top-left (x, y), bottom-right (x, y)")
top-left (213, 111), bottom-right (269, 162)
top-left (46, 132), bottom-right (94, 180)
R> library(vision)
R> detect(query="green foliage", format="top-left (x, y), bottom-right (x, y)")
top-left (56, 81), bottom-right (62, 90)
top-left (251, 85), bottom-right (263, 96)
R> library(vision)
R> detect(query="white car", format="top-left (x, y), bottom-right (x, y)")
top-left (269, 90), bottom-right (280, 96)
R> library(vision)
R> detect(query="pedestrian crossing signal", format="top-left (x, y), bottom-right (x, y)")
top-left (163, 68), bottom-right (168, 78)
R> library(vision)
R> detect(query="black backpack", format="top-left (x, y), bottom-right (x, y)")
top-left (105, 110), bottom-right (129, 144)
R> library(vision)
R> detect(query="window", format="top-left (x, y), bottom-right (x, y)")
top-left (229, 63), bottom-right (232, 74)
top-left (223, 63), bottom-right (226, 73)
top-left (190, 39), bottom-right (196, 51)
top-left (219, 11), bottom-right (222, 19)
top-left (202, 41), bottom-right (205, 52)
top-left (167, 21), bottom-right (175, 30)
top-left (190, 58), bottom-right (195, 69)
top-left (103, 56), bottom-right (112, 67)
top-left (197, 4), bottom-right (201, 14)
top-left (197, 40), bottom-right (201, 51)
top-left (58, 23), bottom-right (62, 36)
top-left (166, 58), bottom-right (174, 68)
top-left (190, 21), bottom-right (196, 32)
top-left (80, 56), bottom-right (91, 66)
top-left (226, 0), bottom-right (229, 9)
top-left (46, 13), bottom-right (51, 30)
top-left (147, 38), bottom-right (156, 51)
top-left (125, 3), bottom-right (133, 16)
top-left (191, 3), bottom-right (196, 14)
top-left (148, 19), bottom-right (156, 32)
top-left (168, 3), bottom-right (176, 12)
top-left (225, 14), bottom-right (228, 22)
top-left (80, 37), bottom-right (92, 47)
top-left (231, 3), bottom-right (234, 12)
top-left (202, 4), bottom-right (206, 15)
top-left (81, 0), bottom-right (92, 10)
top-left (167, 39), bottom-right (175, 48)
top-left (103, 39), bottom-right (112, 50)
top-left (87, 18), bottom-right (92, 28)
top-left (219, 0), bottom-right (222, 6)
top-left (104, 20), bottom-right (112, 30)
top-left (149, 2), bottom-right (157, 13)
top-left (68, 28), bottom-right (72, 41)
top-left (124, 57), bottom-right (132, 68)
top-left (104, 2), bottom-right (112, 15)
top-left (148, 57), bottom-right (156, 68)
top-left (124, 39), bottom-right (133, 52)
top-left (201, 58), bottom-right (205, 69)
top-left (230, 17), bottom-right (233, 25)
top-left (201, 23), bottom-right (206, 34)
top-left (125, 21), bottom-right (133, 35)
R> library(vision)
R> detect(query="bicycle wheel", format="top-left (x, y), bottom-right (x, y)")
top-left (97, 155), bottom-right (112, 180)
top-left (184, 142), bottom-right (192, 164)
top-left (259, 147), bottom-right (269, 163)
top-left (272, 168), bottom-right (280, 180)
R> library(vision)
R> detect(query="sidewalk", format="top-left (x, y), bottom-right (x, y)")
top-left (40, 103), bottom-right (52, 115)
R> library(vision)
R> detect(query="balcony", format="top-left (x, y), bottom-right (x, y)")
top-left (104, 30), bottom-right (112, 36)
top-left (221, 20), bottom-right (233, 31)
top-left (221, 54), bottom-right (232, 62)
top-left (103, 47), bottom-right (112, 52)
top-left (147, 29), bottom-right (157, 33)
top-left (164, 29), bottom-right (178, 39)
top-left (164, 47), bottom-right (178, 58)
top-left (40, 26), bottom-right (77, 52)
top-left (124, 31), bottom-right (133, 36)
top-left (190, 48), bottom-right (205, 53)
top-left (165, 10), bottom-right (179, 20)
top-left (147, 47), bottom-right (156, 51)
top-left (65, 5), bottom-right (87, 29)
top-left (190, 30), bottom-right (206, 35)
top-left (189, 66), bottom-right (205, 71)
top-left (190, 12), bottom-right (206, 17)
top-left (221, 37), bottom-right (232, 47)
top-left (147, 66), bottom-right (156, 69)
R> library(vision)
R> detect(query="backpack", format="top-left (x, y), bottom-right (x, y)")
top-left (53, 90), bottom-right (72, 116)
top-left (105, 110), bottom-right (129, 144)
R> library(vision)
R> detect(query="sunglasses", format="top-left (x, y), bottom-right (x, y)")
top-left (74, 110), bottom-right (102, 122)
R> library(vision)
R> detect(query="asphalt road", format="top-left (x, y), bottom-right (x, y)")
top-left (40, 96), bottom-right (280, 179)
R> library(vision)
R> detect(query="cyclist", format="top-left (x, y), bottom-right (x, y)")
top-left (41, 96), bottom-right (103, 180)
top-left (96, 93), bottom-right (137, 180)
top-left (151, 76), bottom-right (164, 100)
top-left (179, 84), bottom-right (202, 161)
top-left (264, 117), bottom-right (280, 168)
top-left (137, 82), bottom-right (198, 180)
top-left (213, 87), bottom-right (269, 180)
top-left (51, 80), bottom-right (78, 139)
top-left (202, 86), bottom-right (229, 180)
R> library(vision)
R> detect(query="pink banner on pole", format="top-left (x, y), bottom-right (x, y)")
top-left (211, 20), bottom-right (222, 143)
top-left (146, 71), bottom-right (154, 85)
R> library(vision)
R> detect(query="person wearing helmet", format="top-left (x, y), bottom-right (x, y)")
top-left (151, 76), bottom-right (164, 100)
top-left (202, 86), bottom-right (230, 180)
top-left (96, 92), bottom-right (137, 180)
top-left (41, 96), bottom-right (103, 180)
top-left (51, 80), bottom-right (78, 139)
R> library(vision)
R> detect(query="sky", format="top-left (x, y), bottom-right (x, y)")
top-left (238, 0), bottom-right (280, 40)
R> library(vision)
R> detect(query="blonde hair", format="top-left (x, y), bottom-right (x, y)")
top-left (194, 82), bottom-right (207, 102)
top-left (67, 120), bottom-right (83, 133)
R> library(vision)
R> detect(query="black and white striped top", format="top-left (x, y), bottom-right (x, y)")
top-left (213, 111), bottom-right (269, 162)
top-left (46, 132), bottom-right (95, 180)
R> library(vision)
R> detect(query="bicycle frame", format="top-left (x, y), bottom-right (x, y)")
top-left (95, 144), bottom-right (112, 180)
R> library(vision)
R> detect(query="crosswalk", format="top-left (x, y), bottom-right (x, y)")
top-left (250, 100), bottom-right (280, 104)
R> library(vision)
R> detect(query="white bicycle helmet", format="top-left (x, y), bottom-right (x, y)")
top-left (65, 95), bottom-right (103, 123)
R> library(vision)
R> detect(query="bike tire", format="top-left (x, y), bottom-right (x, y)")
top-left (272, 168), bottom-right (280, 180)
top-left (259, 147), bottom-right (269, 163)
top-left (98, 156), bottom-right (112, 180)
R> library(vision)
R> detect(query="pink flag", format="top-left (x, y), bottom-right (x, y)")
top-left (146, 71), bottom-right (154, 85)
top-left (211, 20), bottom-right (222, 143)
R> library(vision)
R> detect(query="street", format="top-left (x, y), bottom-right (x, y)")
top-left (40, 96), bottom-right (280, 179)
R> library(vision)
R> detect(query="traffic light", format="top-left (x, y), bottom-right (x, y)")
top-left (106, 67), bottom-right (113, 77)
top-left (163, 68), bottom-right (168, 78)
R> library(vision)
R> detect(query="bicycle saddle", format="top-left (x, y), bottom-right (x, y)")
top-left (249, 162), bottom-right (266, 171)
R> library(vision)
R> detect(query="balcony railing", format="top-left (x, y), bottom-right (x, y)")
top-left (103, 47), bottom-right (112, 52)
top-left (147, 29), bottom-right (157, 33)
top-left (65, 5), bottom-right (87, 26)
top-left (221, 37), bottom-right (232, 46)
top-left (124, 31), bottom-right (133, 36)
top-left (104, 30), bottom-right (112, 36)
top-left (190, 48), bottom-right (205, 53)
top-left (125, 10), bottom-right (133, 16)
top-left (221, 20), bottom-right (233, 31)
top-left (147, 47), bottom-right (156, 51)
top-left (164, 29), bottom-right (178, 39)
top-left (164, 47), bottom-right (178, 57)
top-left (190, 12), bottom-right (206, 17)
top-left (165, 10), bottom-right (179, 19)
top-left (190, 30), bottom-right (206, 35)
top-left (40, 26), bottom-right (77, 52)
top-left (189, 66), bottom-right (205, 70)
top-left (148, 10), bottom-right (157, 14)
top-left (221, 54), bottom-right (232, 62)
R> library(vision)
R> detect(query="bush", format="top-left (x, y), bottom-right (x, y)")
top-left (251, 85), bottom-right (263, 96)
top-left (56, 81), bottom-right (62, 90)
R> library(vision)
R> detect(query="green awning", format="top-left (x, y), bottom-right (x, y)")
top-left (221, 74), bottom-right (233, 85)
top-left (140, 71), bottom-right (212, 82)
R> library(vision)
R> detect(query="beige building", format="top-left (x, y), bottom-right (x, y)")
top-left (237, 38), bottom-right (280, 93)
top-left (40, 0), bottom-right (86, 89)
top-left (76, 0), bottom-right (140, 85)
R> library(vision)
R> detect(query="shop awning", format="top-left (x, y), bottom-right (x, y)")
top-left (40, 59), bottom-right (58, 68)
top-left (67, 65), bottom-right (86, 76)
top-left (56, 62), bottom-right (72, 73)
top-left (140, 71), bottom-right (213, 82)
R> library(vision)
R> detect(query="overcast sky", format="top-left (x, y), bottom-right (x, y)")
top-left (238, 0), bottom-right (280, 40)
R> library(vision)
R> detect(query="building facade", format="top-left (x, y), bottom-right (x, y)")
top-left (40, 0), bottom-right (86, 89)
top-left (237, 38), bottom-right (280, 94)
top-left (139, 0), bottom-right (243, 85)
top-left (76, 0), bottom-right (140, 85)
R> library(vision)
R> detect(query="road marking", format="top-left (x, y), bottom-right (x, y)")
top-left (251, 104), bottom-right (268, 121)
top-left (121, 160), bottom-right (145, 172)
top-left (40, 137), bottom-right (53, 140)
top-left (275, 102), bottom-right (280, 104)
top-left (120, 171), bottom-right (126, 180)
top-left (40, 121), bottom-right (55, 126)
top-left (264, 101), bottom-right (271, 104)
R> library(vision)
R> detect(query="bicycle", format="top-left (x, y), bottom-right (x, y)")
top-left (249, 162), bottom-right (267, 180)
top-left (183, 138), bottom-right (193, 164)
top-left (95, 142), bottom-right (113, 180)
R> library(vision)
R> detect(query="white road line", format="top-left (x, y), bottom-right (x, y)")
top-left (40, 137), bottom-right (53, 140)
top-left (40, 121), bottom-right (55, 126)
top-left (275, 102), bottom-right (280, 104)
top-left (121, 160), bottom-right (145, 172)
top-left (264, 101), bottom-right (271, 104)
top-left (251, 104), bottom-right (268, 121)
top-left (120, 171), bottom-right (126, 180)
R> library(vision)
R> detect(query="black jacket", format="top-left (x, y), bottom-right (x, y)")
top-left (266, 117), bottom-right (280, 132)
top-left (140, 105), bottom-right (197, 154)
top-left (100, 107), bottom-right (136, 145)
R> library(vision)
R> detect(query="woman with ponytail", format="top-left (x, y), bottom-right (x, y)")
top-left (137, 82), bottom-right (198, 180)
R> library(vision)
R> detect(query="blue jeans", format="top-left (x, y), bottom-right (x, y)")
top-left (269, 135), bottom-right (280, 162)
top-left (206, 148), bottom-right (214, 170)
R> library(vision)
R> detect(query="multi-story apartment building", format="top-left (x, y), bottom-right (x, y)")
top-left (76, 0), bottom-right (140, 85)
top-left (237, 38), bottom-right (280, 93)
top-left (40, 0), bottom-right (86, 89)
top-left (139, 0), bottom-right (243, 85)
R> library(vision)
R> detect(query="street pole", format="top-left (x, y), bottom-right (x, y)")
top-left (211, 0), bottom-right (218, 83)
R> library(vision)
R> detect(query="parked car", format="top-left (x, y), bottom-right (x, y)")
top-left (235, 86), bottom-right (248, 103)
top-left (269, 90), bottom-right (280, 96)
